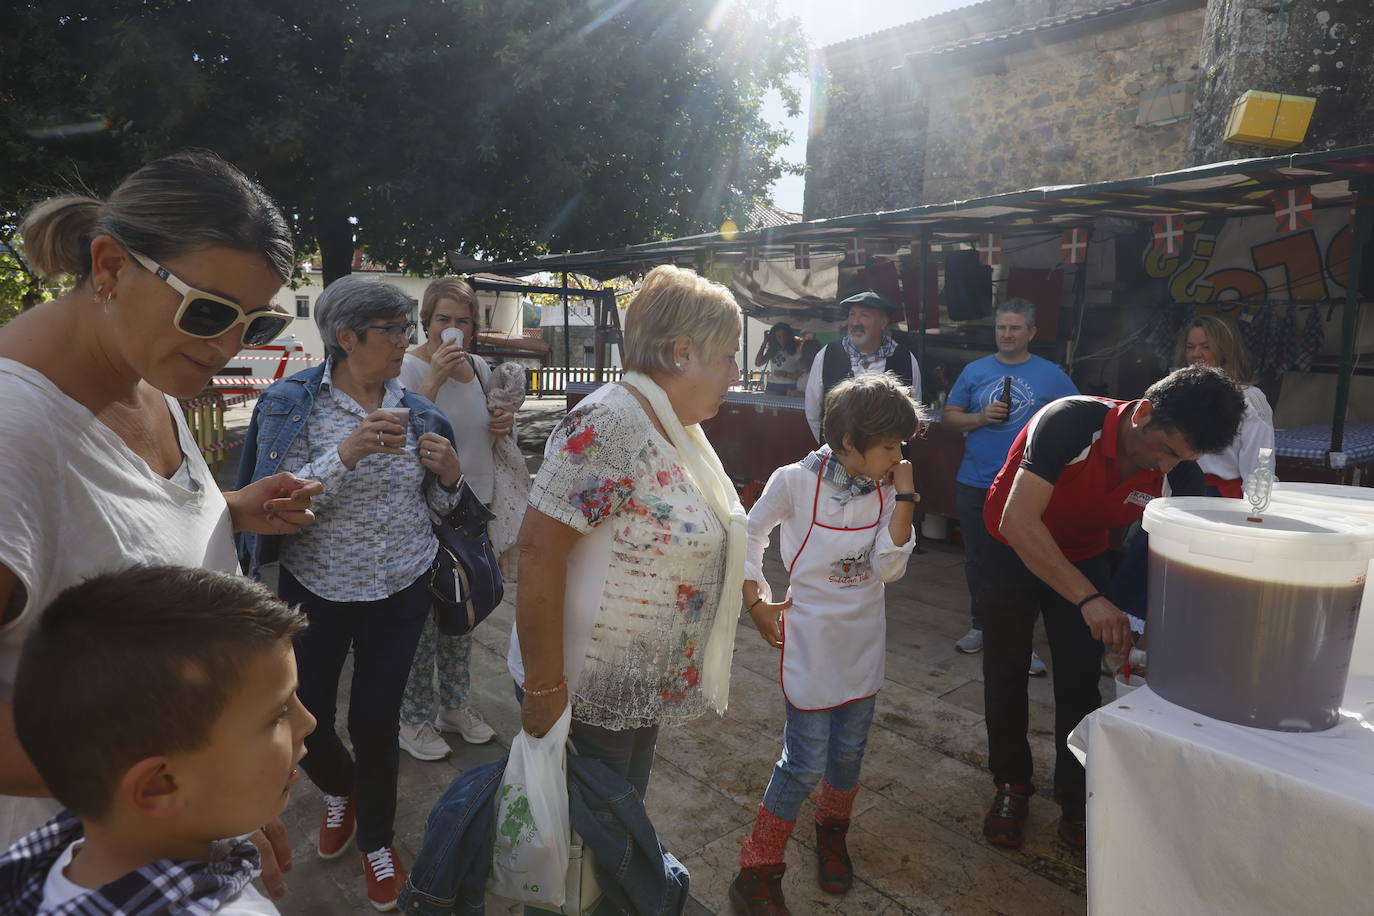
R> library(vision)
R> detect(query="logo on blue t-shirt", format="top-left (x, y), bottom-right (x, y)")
top-left (977, 375), bottom-right (1037, 428)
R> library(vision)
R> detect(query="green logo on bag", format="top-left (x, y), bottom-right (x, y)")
top-left (498, 785), bottom-right (535, 850)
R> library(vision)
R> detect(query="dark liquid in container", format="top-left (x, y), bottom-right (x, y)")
top-left (1148, 555), bottom-right (1363, 731)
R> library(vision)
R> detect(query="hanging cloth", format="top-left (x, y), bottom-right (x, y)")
top-left (1295, 305), bottom-right (1326, 372)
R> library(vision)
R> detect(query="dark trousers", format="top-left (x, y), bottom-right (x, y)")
top-left (955, 483), bottom-right (992, 630)
top-left (281, 565), bottom-right (431, 852)
top-left (980, 538), bottom-right (1109, 815)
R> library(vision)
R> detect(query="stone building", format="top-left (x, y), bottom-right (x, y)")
top-left (804, 0), bottom-right (1374, 219)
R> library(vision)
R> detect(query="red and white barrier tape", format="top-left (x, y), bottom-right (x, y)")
top-left (227, 355), bottom-right (320, 361)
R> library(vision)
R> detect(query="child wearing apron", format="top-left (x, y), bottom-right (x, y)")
top-left (729, 373), bottom-right (925, 915)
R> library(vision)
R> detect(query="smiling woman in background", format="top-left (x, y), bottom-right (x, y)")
top-left (0, 151), bottom-right (320, 893)
top-left (1173, 314), bottom-right (1274, 497)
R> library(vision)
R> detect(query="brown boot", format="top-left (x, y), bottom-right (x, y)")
top-left (815, 817), bottom-right (853, 894)
top-left (982, 782), bottom-right (1035, 848)
top-left (729, 864), bottom-right (789, 915)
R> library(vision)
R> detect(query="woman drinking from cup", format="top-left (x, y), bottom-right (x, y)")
top-left (237, 277), bottom-right (462, 911)
top-left (394, 276), bottom-right (510, 760)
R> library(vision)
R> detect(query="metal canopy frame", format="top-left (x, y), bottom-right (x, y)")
top-left (482, 145), bottom-right (1374, 278)
top-left (478, 145), bottom-right (1374, 467)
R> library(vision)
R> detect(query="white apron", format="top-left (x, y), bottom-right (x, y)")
top-left (780, 455), bottom-right (888, 710)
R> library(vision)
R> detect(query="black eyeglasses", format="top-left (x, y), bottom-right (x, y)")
top-left (129, 250), bottom-right (293, 347)
top-left (362, 321), bottom-right (417, 343)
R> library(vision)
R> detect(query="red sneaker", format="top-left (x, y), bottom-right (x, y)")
top-left (318, 794), bottom-right (356, 860)
top-left (362, 845), bottom-right (407, 912)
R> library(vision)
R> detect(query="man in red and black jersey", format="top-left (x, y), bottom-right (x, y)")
top-left (978, 366), bottom-right (1245, 853)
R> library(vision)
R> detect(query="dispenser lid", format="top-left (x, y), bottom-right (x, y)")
top-left (1270, 482), bottom-right (1374, 518)
top-left (1143, 497), bottom-right (1374, 582)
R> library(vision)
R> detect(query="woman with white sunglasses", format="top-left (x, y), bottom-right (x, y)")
top-left (0, 151), bottom-right (321, 891)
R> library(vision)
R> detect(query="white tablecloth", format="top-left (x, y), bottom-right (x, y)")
top-left (1068, 677), bottom-right (1374, 915)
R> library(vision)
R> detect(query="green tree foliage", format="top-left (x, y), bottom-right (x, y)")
top-left (2, 1), bottom-right (803, 285)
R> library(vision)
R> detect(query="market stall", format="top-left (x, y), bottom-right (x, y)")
top-left (487, 144), bottom-right (1374, 526)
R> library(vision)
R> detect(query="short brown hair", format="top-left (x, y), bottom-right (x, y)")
top-left (13, 566), bottom-right (306, 820)
top-left (421, 276), bottom-right (480, 336)
top-left (823, 372), bottom-right (928, 453)
top-left (624, 265), bottom-right (741, 373)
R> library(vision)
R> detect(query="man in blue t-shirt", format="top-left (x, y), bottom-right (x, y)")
top-left (942, 298), bottom-right (1077, 661)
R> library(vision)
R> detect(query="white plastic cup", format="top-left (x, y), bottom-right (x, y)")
top-left (441, 327), bottom-right (464, 347)
top-left (1115, 673), bottom-right (1146, 699)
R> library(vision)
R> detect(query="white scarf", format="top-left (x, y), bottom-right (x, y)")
top-left (622, 371), bottom-right (747, 715)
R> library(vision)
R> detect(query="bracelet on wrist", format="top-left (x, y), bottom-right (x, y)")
top-left (746, 596), bottom-right (765, 613)
top-left (1075, 592), bottom-right (1105, 612)
top-left (521, 678), bottom-right (567, 698)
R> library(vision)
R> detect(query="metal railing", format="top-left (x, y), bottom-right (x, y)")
top-left (528, 366), bottom-right (625, 397)
top-left (528, 367), bottom-right (777, 396)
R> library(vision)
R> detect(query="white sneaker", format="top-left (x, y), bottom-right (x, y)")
top-left (435, 704), bottom-right (496, 745)
top-left (1028, 651), bottom-right (1047, 677)
top-left (954, 628), bottom-right (984, 654)
top-left (398, 720), bottom-right (451, 761)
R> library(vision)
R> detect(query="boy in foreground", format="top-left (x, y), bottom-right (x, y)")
top-left (0, 565), bottom-right (314, 914)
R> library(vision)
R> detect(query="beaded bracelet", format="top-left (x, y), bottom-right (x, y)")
top-left (522, 678), bottom-right (567, 698)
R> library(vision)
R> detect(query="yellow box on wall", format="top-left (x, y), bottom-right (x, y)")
top-left (1223, 90), bottom-right (1316, 148)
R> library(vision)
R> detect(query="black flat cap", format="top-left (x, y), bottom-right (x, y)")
top-left (839, 291), bottom-right (902, 316)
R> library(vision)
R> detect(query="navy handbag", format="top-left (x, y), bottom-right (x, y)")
top-left (429, 481), bottom-right (504, 635)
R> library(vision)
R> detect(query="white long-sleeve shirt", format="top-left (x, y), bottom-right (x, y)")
top-left (744, 462), bottom-right (915, 599)
top-left (1197, 385), bottom-right (1275, 485)
top-left (803, 344), bottom-right (922, 443)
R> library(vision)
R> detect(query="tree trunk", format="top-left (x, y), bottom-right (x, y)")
top-left (315, 199), bottom-right (353, 287)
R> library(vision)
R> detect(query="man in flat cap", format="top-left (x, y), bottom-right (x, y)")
top-left (804, 291), bottom-right (922, 443)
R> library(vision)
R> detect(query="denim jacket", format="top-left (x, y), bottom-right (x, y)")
top-left (401, 755), bottom-right (689, 916)
top-left (234, 363), bottom-right (457, 578)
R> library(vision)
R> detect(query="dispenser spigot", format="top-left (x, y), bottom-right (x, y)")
top-left (1244, 447), bottom-right (1275, 518)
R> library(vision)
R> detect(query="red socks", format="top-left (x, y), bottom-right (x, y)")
top-left (739, 804), bottom-right (796, 868)
top-left (814, 778), bottom-right (859, 823)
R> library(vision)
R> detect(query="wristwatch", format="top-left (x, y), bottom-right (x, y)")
top-left (894, 492), bottom-right (920, 503)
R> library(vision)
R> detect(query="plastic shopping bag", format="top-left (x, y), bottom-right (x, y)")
top-left (489, 703), bottom-right (572, 906)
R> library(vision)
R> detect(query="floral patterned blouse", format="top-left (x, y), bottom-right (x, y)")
top-left (508, 383), bottom-right (727, 730)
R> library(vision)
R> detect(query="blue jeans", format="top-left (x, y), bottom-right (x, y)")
top-left (761, 697), bottom-right (876, 822)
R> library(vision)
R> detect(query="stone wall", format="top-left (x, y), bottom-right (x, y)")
top-left (1190, 0), bottom-right (1374, 162)
top-left (921, 7), bottom-right (1205, 203)
top-left (806, 0), bottom-right (1374, 219)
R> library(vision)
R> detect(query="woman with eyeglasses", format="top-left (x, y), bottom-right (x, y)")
top-left (0, 152), bottom-right (321, 877)
top-left (236, 276), bottom-right (462, 910)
